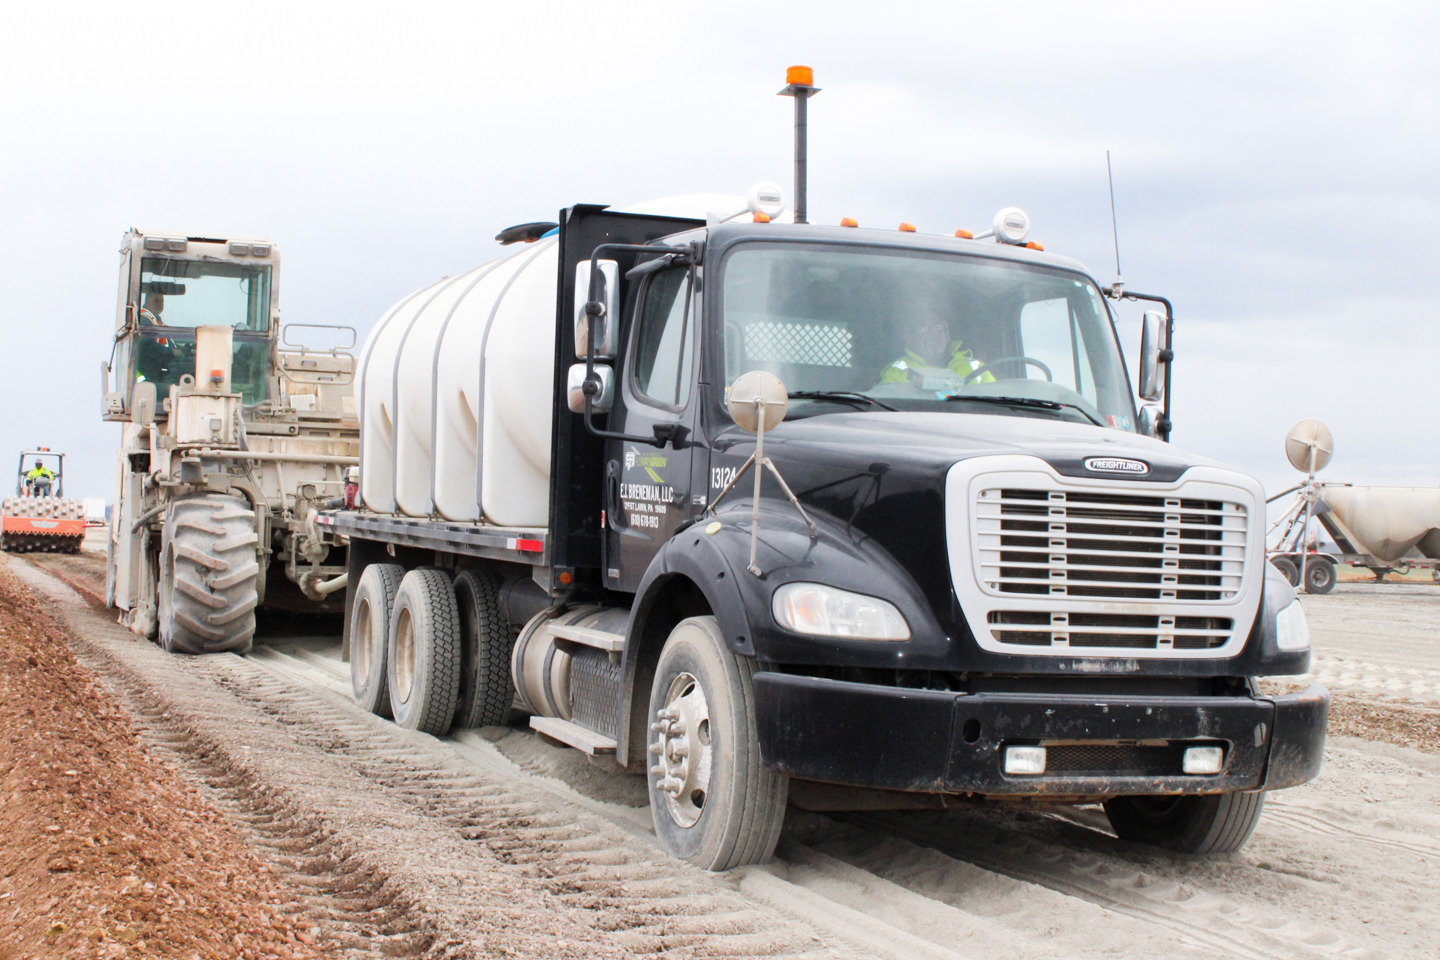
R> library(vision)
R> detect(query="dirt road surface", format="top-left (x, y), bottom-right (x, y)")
top-left (4, 551), bottom-right (1437, 959)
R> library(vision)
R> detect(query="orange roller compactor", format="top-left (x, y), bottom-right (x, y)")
top-left (1, 449), bottom-right (87, 554)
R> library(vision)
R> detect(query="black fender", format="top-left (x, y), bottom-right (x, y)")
top-left (1238, 560), bottom-right (1312, 676)
top-left (615, 499), bottom-right (939, 766)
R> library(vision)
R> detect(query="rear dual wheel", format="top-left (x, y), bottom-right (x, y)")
top-left (350, 564), bottom-right (473, 737)
top-left (350, 563), bottom-right (404, 717)
top-left (387, 569), bottom-right (461, 735)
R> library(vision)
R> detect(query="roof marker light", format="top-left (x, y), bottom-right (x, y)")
top-left (1026, 241), bottom-right (1045, 251)
top-left (954, 228), bottom-right (973, 239)
top-left (898, 222), bottom-right (916, 233)
top-left (753, 211), bottom-right (772, 223)
top-left (840, 217), bottom-right (858, 228)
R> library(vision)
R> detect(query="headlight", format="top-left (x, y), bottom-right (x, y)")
top-left (1275, 599), bottom-right (1310, 652)
top-left (772, 582), bottom-right (911, 641)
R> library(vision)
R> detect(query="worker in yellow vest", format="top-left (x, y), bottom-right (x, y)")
top-left (25, 461), bottom-right (55, 497)
top-left (879, 310), bottom-right (994, 386)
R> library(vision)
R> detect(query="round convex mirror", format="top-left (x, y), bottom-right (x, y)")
top-left (1284, 419), bottom-right (1333, 473)
top-left (727, 371), bottom-right (789, 433)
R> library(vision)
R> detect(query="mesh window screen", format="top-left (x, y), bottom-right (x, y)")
top-left (744, 321), bottom-right (852, 367)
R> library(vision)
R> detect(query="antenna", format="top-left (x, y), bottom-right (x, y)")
top-left (1106, 150), bottom-right (1123, 287)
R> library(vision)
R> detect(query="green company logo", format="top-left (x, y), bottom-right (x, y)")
top-left (639, 454), bottom-right (667, 483)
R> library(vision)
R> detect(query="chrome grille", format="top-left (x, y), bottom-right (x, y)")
top-left (975, 488), bottom-right (1247, 602)
top-left (987, 611), bottom-right (1234, 650)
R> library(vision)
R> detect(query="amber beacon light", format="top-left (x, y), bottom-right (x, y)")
top-left (779, 65), bottom-right (820, 224)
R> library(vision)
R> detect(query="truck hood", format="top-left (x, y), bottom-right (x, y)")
top-left (750, 410), bottom-right (1235, 482)
top-left (707, 410), bottom-right (1248, 636)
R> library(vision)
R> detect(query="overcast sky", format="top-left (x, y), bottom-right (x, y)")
top-left (2, 1), bottom-right (1435, 510)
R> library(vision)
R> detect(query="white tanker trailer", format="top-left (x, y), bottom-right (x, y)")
top-left (1270, 484), bottom-right (1440, 588)
top-left (318, 67), bottom-right (1327, 870)
top-left (1268, 420), bottom-right (1440, 589)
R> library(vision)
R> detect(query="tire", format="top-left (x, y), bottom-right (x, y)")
top-left (647, 616), bottom-right (788, 871)
top-left (452, 569), bottom-right (515, 729)
top-left (387, 568), bottom-right (461, 736)
top-left (1270, 556), bottom-right (1299, 587)
top-left (1304, 558), bottom-right (1336, 595)
top-left (1104, 791), bottom-right (1266, 855)
top-left (104, 535), bottom-right (116, 608)
top-left (157, 495), bottom-right (260, 655)
top-left (350, 563), bottom-right (404, 718)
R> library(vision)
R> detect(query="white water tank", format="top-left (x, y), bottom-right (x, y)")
top-left (356, 236), bottom-right (559, 526)
top-left (355, 195), bottom-right (748, 527)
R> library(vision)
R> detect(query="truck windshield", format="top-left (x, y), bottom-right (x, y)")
top-left (720, 245), bottom-right (1136, 429)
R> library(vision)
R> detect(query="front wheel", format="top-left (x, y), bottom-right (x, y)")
top-left (647, 616), bottom-right (787, 871)
top-left (1104, 791), bottom-right (1266, 854)
top-left (157, 495), bottom-right (260, 655)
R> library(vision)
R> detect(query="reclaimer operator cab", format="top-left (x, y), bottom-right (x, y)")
top-left (104, 230), bottom-right (277, 420)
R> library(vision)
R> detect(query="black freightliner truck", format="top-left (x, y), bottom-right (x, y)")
top-left (323, 196), bottom-right (1327, 871)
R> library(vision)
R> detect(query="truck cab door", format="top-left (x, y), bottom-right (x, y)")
top-left (604, 265), bottom-right (700, 593)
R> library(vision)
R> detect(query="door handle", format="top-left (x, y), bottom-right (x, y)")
top-left (605, 460), bottom-right (621, 529)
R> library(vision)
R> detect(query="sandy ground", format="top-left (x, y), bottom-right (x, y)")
top-left (4, 547), bottom-right (1438, 959)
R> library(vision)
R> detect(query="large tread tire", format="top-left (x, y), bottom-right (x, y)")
top-left (452, 569), bottom-right (515, 729)
top-left (1104, 791), bottom-right (1266, 855)
top-left (1304, 559), bottom-right (1337, 595)
top-left (350, 563), bottom-right (404, 718)
top-left (387, 568), bottom-right (461, 736)
top-left (157, 495), bottom-right (260, 655)
top-left (647, 616), bottom-right (788, 871)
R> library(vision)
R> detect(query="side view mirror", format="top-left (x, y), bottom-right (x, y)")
top-left (567, 363), bottom-right (614, 414)
top-left (1138, 310), bottom-right (1166, 401)
top-left (1137, 403), bottom-right (1162, 438)
top-left (574, 260), bottom-right (619, 359)
top-left (132, 381), bottom-right (157, 426)
top-left (101, 361), bottom-right (124, 415)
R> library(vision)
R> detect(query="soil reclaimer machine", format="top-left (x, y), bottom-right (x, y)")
top-left (101, 229), bottom-right (359, 654)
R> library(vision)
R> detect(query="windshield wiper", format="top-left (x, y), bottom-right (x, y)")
top-left (787, 391), bottom-right (900, 412)
top-left (943, 394), bottom-right (1104, 426)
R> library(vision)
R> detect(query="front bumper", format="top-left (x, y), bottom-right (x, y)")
top-left (753, 673), bottom-right (1328, 797)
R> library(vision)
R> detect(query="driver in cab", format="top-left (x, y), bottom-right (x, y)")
top-left (879, 309), bottom-right (994, 386)
top-left (139, 291), bottom-right (166, 325)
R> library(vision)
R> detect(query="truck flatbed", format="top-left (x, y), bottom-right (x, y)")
top-left (317, 510), bottom-right (548, 565)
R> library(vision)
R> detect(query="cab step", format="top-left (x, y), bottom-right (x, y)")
top-left (529, 716), bottom-right (618, 755)
top-left (549, 623), bottom-right (625, 652)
